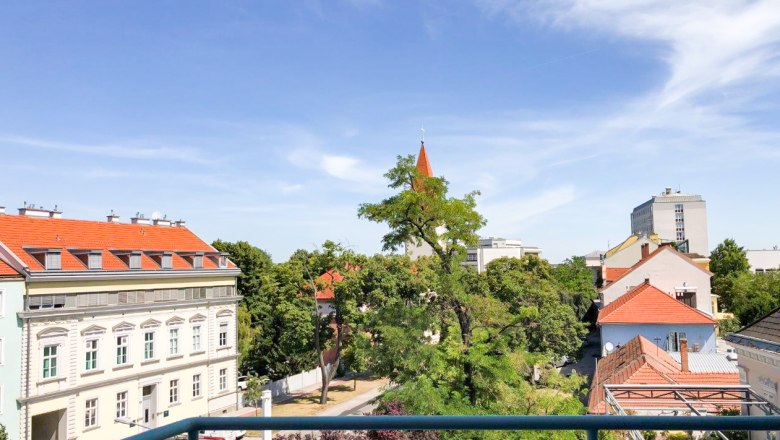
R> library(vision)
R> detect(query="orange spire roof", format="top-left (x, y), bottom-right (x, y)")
top-left (416, 143), bottom-right (433, 178)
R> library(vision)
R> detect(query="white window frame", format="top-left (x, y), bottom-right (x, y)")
top-left (85, 398), bottom-right (98, 428)
top-left (116, 391), bottom-right (128, 419)
top-left (143, 331), bottom-right (155, 360)
top-left (193, 374), bottom-right (201, 397)
top-left (169, 379), bottom-right (179, 404)
top-left (219, 368), bottom-right (228, 391)
top-left (192, 325), bottom-right (202, 352)
top-left (116, 334), bottom-right (130, 365)
top-left (218, 322), bottom-right (228, 348)
top-left (42, 344), bottom-right (59, 379)
top-left (0, 289), bottom-right (5, 317)
top-left (0, 337), bottom-right (4, 366)
top-left (84, 338), bottom-right (100, 371)
top-left (169, 327), bottom-right (180, 356)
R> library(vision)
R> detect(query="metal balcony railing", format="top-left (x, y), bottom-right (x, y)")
top-left (123, 415), bottom-right (780, 440)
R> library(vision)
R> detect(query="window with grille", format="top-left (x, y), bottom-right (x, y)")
top-left (129, 253), bottom-right (141, 269)
top-left (161, 254), bottom-right (172, 269)
top-left (116, 392), bottom-right (127, 418)
top-left (169, 379), bottom-right (179, 404)
top-left (116, 335), bottom-right (129, 365)
top-left (192, 325), bottom-right (201, 351)
top-left (42, 345), bottom-right (58, 378)
top-left (169, 328), bottom-right (179, 356)
top-left (193, 374), bottom-right (201, 397)
top-left (219, 368), bottom-right (227, 391)
top-left (219, 323), bottom-right (228, 347)
top-left (85, 398), bottom-right (98, 428)
top-left (45, 251), bottom-right (61, 270)
top-left (144, 332), bottom-right (155, 360)
top-left (85, 339), bottom-right (99, 371)
top-left (88, 252), bottom-right (102, 270)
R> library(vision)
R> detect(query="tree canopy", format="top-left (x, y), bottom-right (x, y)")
top-left (710, 238), bottom-right (750, 280)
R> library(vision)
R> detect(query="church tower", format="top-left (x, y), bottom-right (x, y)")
top-left (405, 138), bottom-right (443, 260)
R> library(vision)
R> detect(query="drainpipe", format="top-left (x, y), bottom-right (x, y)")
top-left (23, 275), bottom-right (31, 440)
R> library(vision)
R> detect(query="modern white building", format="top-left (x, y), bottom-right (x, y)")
top-left (630, 187), bottom-right (708, 257)
top-left (746, 249), bottom-right (780, 273)
top-left (464, 237), bottom-right (542, 273)
top-left (0, 207), bottom-right (241, 440)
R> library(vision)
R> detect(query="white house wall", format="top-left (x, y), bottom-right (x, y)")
top-left (600, 323), bottom-right (716, 356)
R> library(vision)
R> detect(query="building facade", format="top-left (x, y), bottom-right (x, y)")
top-left (464, 237), bottom-right (542, 273)
top-left (746, 249), bottom-right (780, 273)
top-left (725, 307), bottom-right (780, 440)
top-left (599, 245), bottom-right (714, 316)
top-left (0, 259), bottom-right (25, 439)
top-left (0, 209), bottom-right (241, 440)
top-left (630, 187), bottom-right (708, 256)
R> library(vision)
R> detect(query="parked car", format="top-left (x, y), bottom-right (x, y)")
top-left (237, 375), bottom-right (248, 391)
top-left (725, 347), bottom-right (738, 361)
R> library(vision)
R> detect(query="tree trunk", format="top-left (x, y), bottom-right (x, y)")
top-left (454, 302), bottom-right (477, 405)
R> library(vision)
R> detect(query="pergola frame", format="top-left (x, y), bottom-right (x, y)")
top-left (603, 384), bottom-right (780, 440)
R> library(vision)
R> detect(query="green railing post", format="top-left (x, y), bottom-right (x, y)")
top-left (587, 428), bottom-right (598, 440)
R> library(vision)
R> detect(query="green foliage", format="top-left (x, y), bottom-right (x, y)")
top-left (243, 373), bottom-right (269, 414)
top-left (710, 239), bottom-right (750, 280)
top-left (0, 423), bottom-right (7, 440)
top-left (719, 271), bottom-right (780, 325)
top-left (551, 256), bottom-right (598, 321)
top-left (213, 240), bottom-right (318, 379)
top-left (664, 432), bottom-right (691, 440)
top-left (359, 155), bottom-right (587, 426)
top-left (718, 316), bottom-right (742, 334)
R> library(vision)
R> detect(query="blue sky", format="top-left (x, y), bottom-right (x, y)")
top-left (2, 1), bottom-right (780, 262)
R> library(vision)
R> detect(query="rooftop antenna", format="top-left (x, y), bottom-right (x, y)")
top-left (419, 124), bottom-right (425, 144)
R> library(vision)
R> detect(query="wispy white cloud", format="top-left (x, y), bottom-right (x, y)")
top-left (0, 135), bottom-right (212, 165)
top-left (478, 185), bottom-right (577, 233)
top-left (287, 147), bottom-right (384, 186)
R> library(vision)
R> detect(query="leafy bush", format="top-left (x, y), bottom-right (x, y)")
top-left (664, 432), bottom-right (691, 440)
top-left (718, 317), bottom-right (742, 335)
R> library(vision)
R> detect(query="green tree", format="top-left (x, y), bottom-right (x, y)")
top-left (0, 423), bottom-right (7, 440)
top-left (359, 155), bottom-right (586, 422)
top-left (551, 256), bottom-right (598, 321)
top-left (723, 271), bottom-right (780, 325)
top-left (243, 373), bottom-right (269, 416)
top-left (710, 238), bottom-right (750, 280)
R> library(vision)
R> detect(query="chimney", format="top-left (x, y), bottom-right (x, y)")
top-left (641, 243), bottom-right (650, 259)
top-left (107, 210), bottom-right (120, 223)
top-left (680, 338), bottom-right (689, 372)
top-left (174, 220), bottom-right (187, 228)
top-left (153, 217), bottom-right (172, 227)
top-left (48, 205), bottom-right (62, 219)
top-left (18, 204), bottom-right (50, 218)
top-left (665, 187), bottom-right (672, 195)
top-left (130, 213), bottom-right (151, 225)
top-left (0, 206), bottom-right (5, 215)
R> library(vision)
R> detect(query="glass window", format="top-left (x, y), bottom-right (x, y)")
top-left (219, 323), bottom-right (228, 347)
top-left (85, 398), bottom-right (98, 428)
top-left (45, 252), bottom-right (61, 270)
top-left (129, 253), bottom-right (141, 269)
top-left (169, 328), bottom-right (179, 356)
top-left (85, 339), bottom-right (99, 371)
top-left (219, 368), bottom-right (227, 391)
top-left (193, 374), bottom-right (201, 397)
top-left (42, 345), bottom-right (58, 378)
top-left (192, 325), bottom-right (201, 352)
top-left (144, 331), bottom-right (155, 360)
top-left (116, 391), bottom-right (127, 418)
top-left (169, 379), bottom-right (179, 404)
top-left (116, 335), bottom-right (129, 365)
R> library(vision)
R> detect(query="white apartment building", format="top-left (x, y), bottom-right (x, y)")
top-left (630, 187), bottom-right (709, 257)
top-left (746, 249), bottom-right (780, 273)
top-left (0, 207), bottom-right (240, 440)
top-left (464, 237), bottom-right (542, 273)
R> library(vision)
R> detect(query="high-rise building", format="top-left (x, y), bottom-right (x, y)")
top-left (630, 187), bottom-right (708, 256)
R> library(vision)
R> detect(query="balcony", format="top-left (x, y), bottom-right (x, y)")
top-left (124, 415), bottom-right (780, 440)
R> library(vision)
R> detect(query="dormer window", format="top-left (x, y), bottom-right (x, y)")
top-left (146, 251), bottom-right (173, 269)
top-left (219, 255), bottom-right (228, 268)
top-left (26, 248), bottom-right (62, 270)
top-left (112, 250), bottom-right (142, 269)
top-left (71, 249), bottom-right (103, 270)
top-left (193, 255), bottom-right (203, 269)
top-left (205, 252), bottom-right (229, 269)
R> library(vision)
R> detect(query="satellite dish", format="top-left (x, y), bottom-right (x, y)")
top-left (605, 342), bottom-right (614, 353)
top-left (151, 211), bottom-right (161, 220)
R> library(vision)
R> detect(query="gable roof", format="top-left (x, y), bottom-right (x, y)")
top-left (0, 214), bottom-right (235, 273)
top-left (604, 267), bottom-right (629, 283)
top-left (600, 245), bottom-right (712, 292)
top-left (0, 258), bottom-right (21, 276)
top-left (604, 234), bottom-right (660, 258)
top-left (416, 144), bottom-right (433, 178)
top-left (598, 282), bottom-right (716, 325)
top-left (588, 335), bottom-right (739, 413)
top-left (725, 305), bottom-right (780, 354)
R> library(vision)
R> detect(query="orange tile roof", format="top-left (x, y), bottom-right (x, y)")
top-left (604, 267), bottom-right (629, 283)
top-left (315, 269), bottom-right (344, 300)
top-left (598, 283), bottom-right (716, 325)
top-left (416, 144), bottom-right (433, 178)
top-left (599, 245), bottom-right (712, 292)
top-left (588, 335), bottom-right (739, 413)
top-left (0, 258), bottom-right (21, 276)
top-left (0, 214), bottom-right (234, 272)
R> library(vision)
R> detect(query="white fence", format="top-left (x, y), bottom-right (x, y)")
top-left (264, 363), bottom-right (336, 398)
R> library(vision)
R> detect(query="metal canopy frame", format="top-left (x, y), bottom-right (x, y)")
top-left (603, 384), bottom-right (780, 440)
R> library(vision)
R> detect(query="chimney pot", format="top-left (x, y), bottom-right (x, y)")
top-left (680, 338), bottom-right (689, 372)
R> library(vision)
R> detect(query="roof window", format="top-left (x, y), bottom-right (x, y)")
top-left (70, 249), bottom-right (103, 270)
top-left (25, 248), bottom-right (62, 270)
top-left (146, 251), bottom-right (173, 270)
top-left (112, 250), bottom-right (143, 269)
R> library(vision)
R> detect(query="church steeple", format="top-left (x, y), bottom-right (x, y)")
top-left (416, 143), bottom-right (433, 178)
